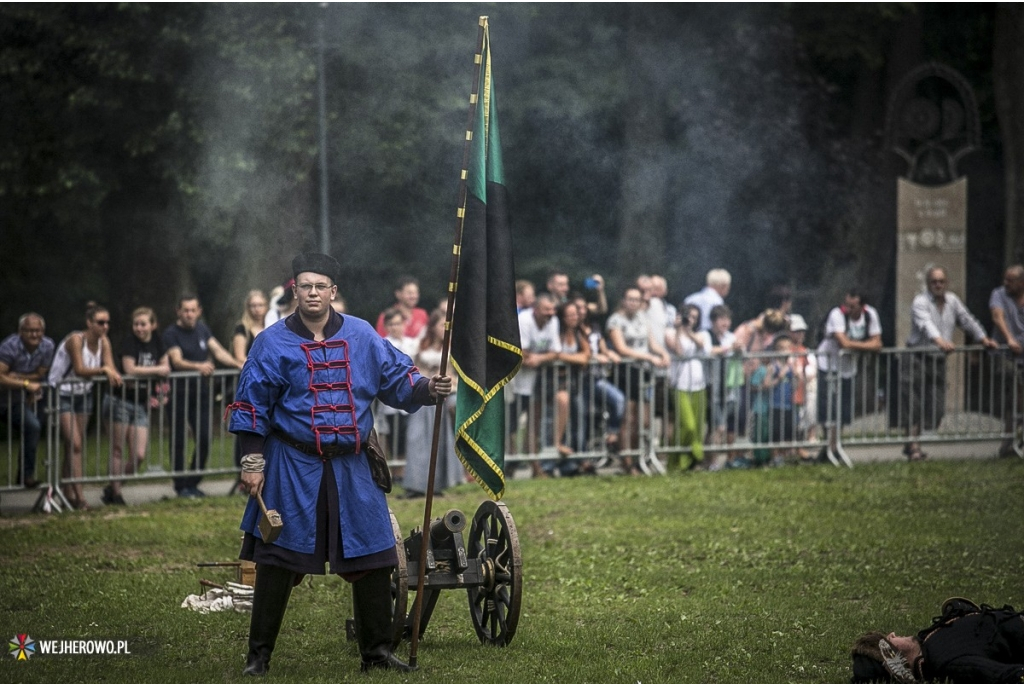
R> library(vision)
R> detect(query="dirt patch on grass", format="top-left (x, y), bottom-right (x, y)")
top-left (0, 515), bottom-right (52, 529)
top-left (101, 509), bottom-right (153, 521)
top-left (0, 508), bottom-right (153, 529)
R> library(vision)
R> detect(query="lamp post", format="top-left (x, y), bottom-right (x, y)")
top-left (317, 5), bottom-right (331, 254)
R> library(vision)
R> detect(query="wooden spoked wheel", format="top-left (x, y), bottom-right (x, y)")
top-left (388, 509), bottom-right (409, 649)
top-left (466, 500), bottom-right (522, 646)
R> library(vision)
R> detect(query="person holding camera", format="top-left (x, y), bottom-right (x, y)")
top-left (667, 303), bottom-right (710, 470)
top-left (581, 273), bottom-right (609, 318)
top-left (571, 294), bottom-right (626, 456)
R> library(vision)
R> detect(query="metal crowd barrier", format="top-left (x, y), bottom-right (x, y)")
top-left (833, 345), bottom-right (1022, 462)
top-left (2, 346), bottom-right (1022, 511)
top-left (318, 359), bottom-right (650, 478)
top-left (379, 345), bottom-right (1023, 475)
top-left (1, 370), bottom-right (241, 510)
top-left (661, 345), bottom-right (1021, 466)
top-left (651, 347), bottom-right (825, 469)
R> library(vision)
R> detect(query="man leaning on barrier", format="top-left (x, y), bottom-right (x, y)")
top-left (989, 264), bottom-right (1024, 457)
top-left (0, 313), bottom-right (54, 488)
top-left (227, 253), bottom-right (451, 676)
top-left (892, 266), bottom-right (996, 461)
top-left (163, 295), bottom-right (242, 498)
top-left (815, 288), bottom-right (882, 461)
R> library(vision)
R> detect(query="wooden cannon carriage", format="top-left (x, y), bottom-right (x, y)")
top-left (347, 500), bottom-right (522, 648)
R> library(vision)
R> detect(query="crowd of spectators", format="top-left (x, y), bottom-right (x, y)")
top-left (505, 264), bottom-right (1023, 476)
top-left (1, 295), bottom-right (244, 507)
top-left (1, 263), bottom-right (1022, 507)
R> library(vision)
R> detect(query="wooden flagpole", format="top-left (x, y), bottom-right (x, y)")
top-left (408, 15), bottom-right (489, 668)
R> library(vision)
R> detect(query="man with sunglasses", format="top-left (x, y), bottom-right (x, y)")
top-left (892, 266), bottom-right (995, 461)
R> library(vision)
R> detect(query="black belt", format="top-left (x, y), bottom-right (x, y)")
top-left (272, 431), bottom-right (357, 457)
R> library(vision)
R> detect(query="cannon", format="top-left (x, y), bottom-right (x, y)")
top-left (347, 500), bottom-right (522, 648)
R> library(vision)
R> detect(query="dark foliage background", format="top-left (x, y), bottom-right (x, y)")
top-left (0, 3), bottom-right (1016, 345)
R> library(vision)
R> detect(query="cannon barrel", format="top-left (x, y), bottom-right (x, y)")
top-left (347, 503), bottom-right (520, 649)
top-left (429, 509), bottom-right (467, 544)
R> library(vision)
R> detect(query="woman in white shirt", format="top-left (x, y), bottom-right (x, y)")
top-left (48, 304), bottom-right (122, 510)
top-left (667, 304), bottom-right (710, 470)
top-left (401, 309), bottom-right (464, 497)
top-left (606, 287), bottom-right (670, 474)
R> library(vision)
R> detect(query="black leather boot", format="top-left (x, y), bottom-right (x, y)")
top-left (352, 567), bottom-right (415, 673)
top-left (243, 564), bottom-right (297, 676)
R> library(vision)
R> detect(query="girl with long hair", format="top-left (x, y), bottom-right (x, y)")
top-left (102, 307), bottom-right (170, 505)
top-left (401, 309), bottom-right (464, 497)
top-left (48, 303), bottom-right (122, 509)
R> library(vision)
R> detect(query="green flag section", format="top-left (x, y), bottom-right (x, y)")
top-left (451, 22), bottom-right (522, 501)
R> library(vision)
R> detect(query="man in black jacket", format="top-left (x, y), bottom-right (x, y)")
top-left (851, 598), bottom-right (1024, 683)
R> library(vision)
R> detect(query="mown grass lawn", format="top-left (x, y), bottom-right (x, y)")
top-left (2, 458), bottom-right (1023, 683)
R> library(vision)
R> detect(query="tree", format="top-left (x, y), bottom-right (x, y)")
top-left (994, 4), bottom-right (1024, 265)
top-left (0, 3), bottom-right (1016, 342)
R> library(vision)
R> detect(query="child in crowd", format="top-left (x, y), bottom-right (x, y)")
top-left (705, 305), bottom-right (743, 470)
top-left (751, 334), bottom-right (799, 466)
top-left (787, 314), bottom-right (817, 462)
top-left (375, 307), bottom-right (415, 466)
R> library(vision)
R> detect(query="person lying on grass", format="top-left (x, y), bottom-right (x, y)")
top-left (851, 597), bottom-right (1024, 683)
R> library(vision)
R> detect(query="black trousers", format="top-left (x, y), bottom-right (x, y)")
top-left (171, 379), bottom-right (212, 492)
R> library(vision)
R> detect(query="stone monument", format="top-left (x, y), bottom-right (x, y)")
top-left (885, 62), bottom-right (980, 348)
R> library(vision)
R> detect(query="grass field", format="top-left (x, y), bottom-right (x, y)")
top-left (2, 458), bottom-right (1023, 683)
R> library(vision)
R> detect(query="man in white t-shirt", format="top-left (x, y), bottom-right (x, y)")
top-left (815, 288), bottom-right (882, 457)
top-left (510, 293), bottom-right (562, 477)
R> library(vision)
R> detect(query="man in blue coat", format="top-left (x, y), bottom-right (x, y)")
top-left (229, 253), bottom-right (451, 676)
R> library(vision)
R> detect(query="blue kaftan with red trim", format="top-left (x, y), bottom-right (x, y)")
top-left (230, 315), bottom-right (424, 558)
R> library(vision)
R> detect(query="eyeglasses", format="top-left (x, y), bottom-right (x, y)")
top-left (296, 283), bottom-right (333, 293)
top-left (928, 279), bottom-right (946, 285)
top-left (93, 319), bottom-right (111, 326)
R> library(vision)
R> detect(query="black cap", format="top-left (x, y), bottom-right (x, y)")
top-left (292, 253), bottom-right (340, 284)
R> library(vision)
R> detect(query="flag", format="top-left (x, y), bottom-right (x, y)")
top-left (451, 21), bottom-right (522, 500)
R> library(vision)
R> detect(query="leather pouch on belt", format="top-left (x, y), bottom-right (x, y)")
top-left (365, 428), bottom-right (393, 493)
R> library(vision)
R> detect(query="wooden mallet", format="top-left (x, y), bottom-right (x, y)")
top-left (254, 492), bottom-right (284, 544)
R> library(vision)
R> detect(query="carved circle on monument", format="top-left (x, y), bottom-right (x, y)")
top-left (884, 62), bottom-right (980, 184)
top-left (940, 99), bottom-right (965, 141)
top-left (901, 97), bottom-right (941, 141)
